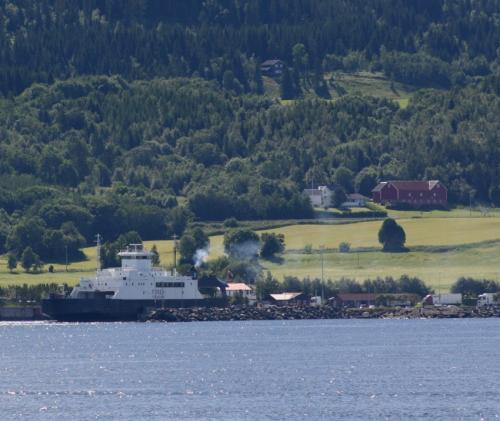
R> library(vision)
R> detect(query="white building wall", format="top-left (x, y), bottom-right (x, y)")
top-left (304, 186), bottom-right (332, 207)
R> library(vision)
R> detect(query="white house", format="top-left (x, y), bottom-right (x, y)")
top-left (226, 283), bottom-right (256, 304)
top-left (303, 185), bottom-right (332, 207)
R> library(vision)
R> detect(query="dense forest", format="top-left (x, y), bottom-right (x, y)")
top-left (2, 0), bottom-right (500, 95)
top-left (0, 1), bottom-right (499, 262)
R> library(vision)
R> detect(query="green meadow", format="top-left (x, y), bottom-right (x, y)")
top-left (325, 71), bottom-right (415, 108)
top-left (1, 212), bottom-right (499, 292)
top-left (264, 71), bottom-right (417, 109)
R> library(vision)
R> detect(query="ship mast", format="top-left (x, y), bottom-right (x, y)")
top-left (96, 233), bottom-right (102, 272)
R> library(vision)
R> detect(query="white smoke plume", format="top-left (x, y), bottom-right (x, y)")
top-left (228, 240), bottom-right (260, 260)
top-left (193, 248), bottom-right (209, 268)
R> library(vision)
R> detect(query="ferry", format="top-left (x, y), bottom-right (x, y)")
top-left (42, 239), bottom-right (227, 321)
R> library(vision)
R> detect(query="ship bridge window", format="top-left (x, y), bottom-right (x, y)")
top-left (156, 282), bottom-right (185, 288)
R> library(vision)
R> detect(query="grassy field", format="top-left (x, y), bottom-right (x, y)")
top-left (262, 76), bottom-right (280, 97)
top-left (386, 207), bottom-right (499, 219)
top-left (1, 213), bottom-right (500, 292)
top-left (263, 71), bottom-right (420, 108)
top-left (325, 71), bottom-right (416, 108)
top-left (262, 217), bottom-right (500, 249)
top-left (261, 243), bottom-right (500, 292)
top-left (258, 216), bottom-right (500, 290)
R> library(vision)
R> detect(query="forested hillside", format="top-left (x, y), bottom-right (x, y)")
top-left (0, 0), bottom-right (499, 262)
top-left (2, 0), bottom-right (500, 95)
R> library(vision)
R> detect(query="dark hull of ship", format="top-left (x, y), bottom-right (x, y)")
top-left (41, 297), bottom-right (228, 322)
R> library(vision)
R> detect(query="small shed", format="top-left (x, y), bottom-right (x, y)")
top-left (226, 283), bottom-right (256, 304)
top-left (342, 193), bottom-right (369, 207)
top-left (270, 292), bottom-right (304, 305)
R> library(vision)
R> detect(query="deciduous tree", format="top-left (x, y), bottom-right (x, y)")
top-left (378, 218), bottom-right (406, 252)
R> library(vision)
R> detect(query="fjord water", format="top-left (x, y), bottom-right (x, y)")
top-left (1, 319), bottom-right (499, 420)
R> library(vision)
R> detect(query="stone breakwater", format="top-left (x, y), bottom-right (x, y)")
top-left (346, 305), bottom-right (500, 319)
top-left (147, 305), bottom-right (342, 322)
top-left (147, 304), bottom-right (500, 322)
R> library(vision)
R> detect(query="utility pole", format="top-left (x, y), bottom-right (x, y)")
top-left (469, 190), bottom-right (476, 217)
top-left (172, 234), bottom-right (178, 270)
top-left (65, 245), bottom-right (68, 272)
top-left (320, 245), bottom-right (325, 302)
top-left (95, 234), bottom-right (102, 272)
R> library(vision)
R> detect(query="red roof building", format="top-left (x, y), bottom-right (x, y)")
top-left (372, 180), bottom-right (447, 205)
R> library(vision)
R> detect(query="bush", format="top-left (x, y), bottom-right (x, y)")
top-left (223, 229), bottom-right (260, 260)
top-left (223, 217), bottom-right (239, 228)
top-left (386, 202), bottom-right (450, 211)
top-left (339, 242), bottom-right (351, 253)
top-left (332, 187), bottom-right (347, 208)
top-left (179, 234), bottom-right (197, 265)
top-left (21, 246), bottom-right (42, 272)
top-left (451, 277), bottom-right (499, 296)
top-left (255, 272), bottom-right (281, 300)
top-left (229, 292), bottom-right (249, 305)
top-left (260, 233), bottom-right (285, 258)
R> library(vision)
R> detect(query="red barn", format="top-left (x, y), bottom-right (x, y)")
top-left (372, 180), bottom-right (447, 205)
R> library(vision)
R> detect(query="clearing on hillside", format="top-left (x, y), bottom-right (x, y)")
top-left (263, 71), bottom-right (419, 108)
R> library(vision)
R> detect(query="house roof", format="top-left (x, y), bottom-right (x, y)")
top-left (337, 293), bottom-right (378, 301)
top-left (372, 180), bottom-right (444, 192)
top-left (226, 283), bottom-right (253, 292)
top-left (389, 180), bottom-right (436, 191)
top-left (347, 193), bottom-right (369, 200)
top-left (428, 180), bottom-right (441, 189)
top-left (261, 59), bottom-right (283, 66)
top-left (270, 292), bottom-right (303, 301)
top-left (372, 182), bottom-right (387, 192)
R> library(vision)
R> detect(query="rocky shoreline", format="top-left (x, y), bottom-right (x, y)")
top-left (147, 305), bottom-right (342, 322)
top-left (147, 304), bottom-right (500, 322)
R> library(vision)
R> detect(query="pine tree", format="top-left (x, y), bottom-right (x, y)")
top-left (7, 253), bottom-right (17, 273)
top-left (151, 244), bottom-right (160, 266)
top-left (280, 66), bottom-right (294, 100)
top-left (253, 62), bottom-right (264, 94)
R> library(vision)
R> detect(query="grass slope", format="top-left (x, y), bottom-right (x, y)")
top-left (264, 71), bottom-right (419, 108)
top-left (326, 71), bottom-right (416, 108)
top-left (262, 217), bottom-right (500, 249)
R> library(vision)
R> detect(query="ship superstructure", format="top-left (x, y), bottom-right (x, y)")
top-left (70, 243), bottom-right (203, 301)
top-left (42, 241), bottom-right (226, 321)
